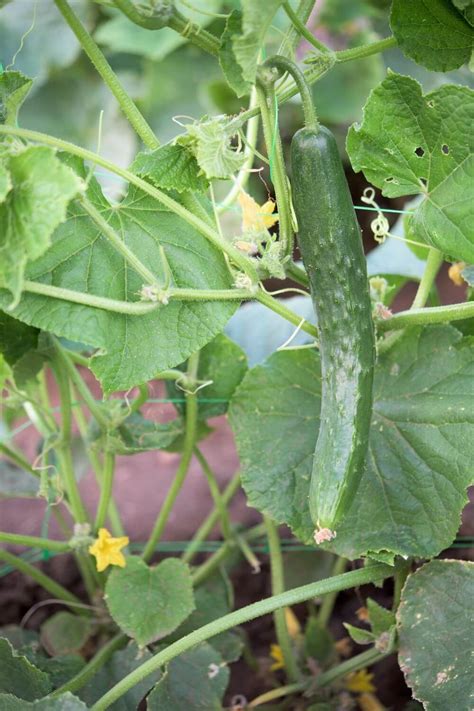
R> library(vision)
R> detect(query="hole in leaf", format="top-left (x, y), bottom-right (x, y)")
top-left (420, 177), bottom-right (428, 188)
top-left (414, 147), bottom-right (425, 157)
top-left (427, 100), bottom-right (435, 108)
top-left (442, 144), bottom-right (450, 155)
top-left (385, 177), bottom-right (394, 183)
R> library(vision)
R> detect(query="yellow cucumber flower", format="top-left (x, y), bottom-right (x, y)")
top-left (89, 528), bottom-right (129, 572)
top-left (238, 190), bottom-right (278, 233)
top-left (345, 669), bottom-right (376, 693)
top-left (269, 643), bottom-right (285, 671)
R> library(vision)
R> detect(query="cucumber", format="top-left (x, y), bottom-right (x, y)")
top-left (290, 125), bottom-right (375, 544)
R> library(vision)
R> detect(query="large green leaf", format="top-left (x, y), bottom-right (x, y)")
top-left (132, 143), bottom-right (209, 194)
top-left (391, 0), bottom-right (474, 71)
top-left (398, 559), bottom-right (474, 710)
top-left (40, 612), bottom-right (92, 657)
top-left (0, 692), bottom-right (88, 710)
top-left (0, 163), bottom-right (236, 393)
top-left (228, 325), bottom-right (474, 559)
top-left (78, 641), bottom-right (162, 710)
top-left (105, 557), bottom-right (195, 647)
top-left (0, 70), bottom-right (33, 125)
top-left (0, 146), bottom-right (82, 305)
top-left (347, 73), bottom-right (474, 262)
top-left (0, 638), bottom-right (51, 700)
top-left (147, 642), bottom-right (229, 711)
top-left (0, 311), bottom-right (39, 365)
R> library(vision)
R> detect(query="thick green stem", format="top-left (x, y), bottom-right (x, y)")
top-left (0, 548), bottom-right (85, 611)
top-left (248, 646), bottom-right (388, 707)
top-left (411, 248), bottom-right (443, 309)
top-left (283, 1), bottom-right (329, 54)
top-left (181, 472), bottom-right (241, 564)
top-left (141, 352), bottom-right (199, 562)
top-left (49, 633), bottom-right (127, 698)
top-left (194, 448), bottom-right (232, 542)
top-left (0, 532), bottom-right (69, 552)
top-left (54, 0), bottom-right (158, 150)
top-left (191, 541), bottom-right (234, 587)
top-left (256, 82), bottom-right (294, 257)
top-left (279, 0), bottom-right (316, 56)
top-left (256, 290), bottom-right (318, 338)
top-left (336, 35), bottom-right (397, 63)
top-left (264, 517), bottom-right (300, 683)
top-left (317, 555), bottom-right (347, 627)
top-left (0, 443), bottom-right (38, 478)
top-left (263, 54), bottom-right (318, 129)
top-left (94, 451), bottom-right (116, 531)
top-left (377, 301), bottom-right (474, 331)
top-left (80, 196), bottom-right (160, 286)
top-left (0, 126), bottom-right (258, 281)
top-left (286, 261), bottom-right (309, 288)
top-left (90, 563), bottom-right (391, 710)
top-left (22, 280), bottom-right (252, 313)
top-left (51, 355), bottom-right (88, 524)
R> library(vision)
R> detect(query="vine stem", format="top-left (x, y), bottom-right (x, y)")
top-left (22, 280), bottom-right (253, 313)
top-left (0, 125), bottom-right (258, 282)
top-left (49, 633), bottom-right (127, 698)
top-left (279, 0), bottom-right (317, 56)
top-left (263, 54), bottom-right (318, 129)
top-left (90, 563), bottom-right (391, 710)
top-left (94, 451), bottom-right (116, 531)
top-left (264, 517), bottom-right (300, 683)
top-left (256, 81), bottom-right (294, 258)
top-left (194, 448), bottom-right (232, 542)
top-left (317, 555), bottom-right (347, 627)
top-left (256, 290), bottom-right (318, 338)
top-left (411, 248), bottom-right (443, 310)
top-left (54, 0), bottom-right (159, 150)
top-left (141, 352), bottom-right (199, 562)
top-left (248, 646), bottom-right (388, 708)
top-left (0, 532), bottom-right (70, 552)
top-left (283, 1), bottom-right (330, 54)
top-left (377, 300), bottom-right (474, 331)
top-left (0, 549), bottom-right (85, 611)
top-left (80, 196), bottom-right (160, 286)
top-left (181, 471), bottom-right (241, 564)
top-left (336, 35), bottom-right (397, 63)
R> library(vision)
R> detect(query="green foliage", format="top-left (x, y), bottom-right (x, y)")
top-left (0, 70), bottom-right (32, 125)
top-left (0, 692), bottom-right (88, 709)
top-left (146, 642), bottom-right (229, 710)
top-left (105, 556), bottom-right (195, 647)
top-left (0, 146), bottom-right (82, 305)
top-left (78, 642), bottom-right (162, 709)
top-left (0, 638), bottom-right (51, 700)
top-left (132, 143), bottom-right (209, 193)
top-left (39, 613), bottom-right (92, 657)
top-left (348, 72), bottom-right (474, 262)
top-left (390, 0), bottom-right (474, 71)
top-left (398, 560), bottom-right (474, 709)
top-left (0, 163), bottom-right (236, 394)
top-left (229, 325), bottom-right (474, 559)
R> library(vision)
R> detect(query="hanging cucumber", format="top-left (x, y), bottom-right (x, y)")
top-left (260, 56), bottom-right (375, 543)
top-left (291, 125), bottom-right (375, 544)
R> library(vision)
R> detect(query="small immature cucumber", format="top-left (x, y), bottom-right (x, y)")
top-left (291, 125), bottom-right (375, 544)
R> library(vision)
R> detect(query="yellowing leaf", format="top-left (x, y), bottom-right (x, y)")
top-left (284, 607), bottom-right (302, 639)
top-left (238, 190), bottom-right (278, 234)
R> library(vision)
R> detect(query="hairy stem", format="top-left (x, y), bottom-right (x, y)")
top-left (265, 517), bottom-right (300, 682)
top-left (90, 563), bottom-right (392, 710)
top-left (317, 555), bottom-right (347, 627)
top-left (263, 54), bottom-right (318, 129)
top-left (377, 301), bottom-right (474, 331)
top-left (194, 448), bottom-right (232, 542)
top-left (54, 0), bottom-right (158, 149)
top-left (336, 35), bottom-right (397, 63)
top-left (0, 532), bottom-right (70, 552)
top-left (256, 290), bottom-right (318, 338)
top-left (283, 1), bottom-right (329, 54)
top-left (279, 0), bottom-right (317, 56)
top-left (411, 248), bottom-right (443, 309)
top-left (141, 352), bottom-right (199, 561)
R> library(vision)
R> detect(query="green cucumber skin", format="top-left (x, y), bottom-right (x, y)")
top-left (291, 126), bottom-right (375, 533)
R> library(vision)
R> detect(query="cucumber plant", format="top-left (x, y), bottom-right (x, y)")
top-left (0, 1), bottom-right (473, 710)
